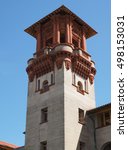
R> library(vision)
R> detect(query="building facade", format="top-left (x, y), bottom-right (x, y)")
top-left (25, 5), bottom-right (97, 150)
top-left (24, 5), bottom-right (111, 150)
top-left (87, 103), bottom-right (111, 150)
top-left (2, 5), bottom-right (110, 150)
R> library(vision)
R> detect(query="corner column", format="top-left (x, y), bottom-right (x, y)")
top-left (69, 15), bottom-right (72, 44)
top-left (36, 23), bottom-right (42, 52)
top-left (53, 16), bottom-right (57, 44)
top-left (82, 28), bottom-right (86, 50)
top-left (56, 15), bottom-right (60, 43)
top-left (66, 16), bottom-right (70, 43)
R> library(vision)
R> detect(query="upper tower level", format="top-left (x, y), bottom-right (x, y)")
top-left (25, 5), bottom-right (97, 53)
top-left (25, 5), bottom-right (97, 85)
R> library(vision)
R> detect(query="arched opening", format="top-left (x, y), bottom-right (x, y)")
top-left (101, 142), bottom-right (111, 150)
top-left (43, 80), bottom-right (49, 91)
top-left (77, 81), bottom-right (83, 91)
top-left (43, 80), bottom-right (48, 87)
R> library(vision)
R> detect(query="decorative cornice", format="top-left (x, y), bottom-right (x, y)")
top-left (26, 45), bottom-right (96, 82)
top-left (26, 54), bottom-right (54, 82)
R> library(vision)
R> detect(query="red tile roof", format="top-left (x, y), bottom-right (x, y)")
top-left (0, 141), bottom-right (19, 149)
top-left (25, 5), bottom-right (97, 39)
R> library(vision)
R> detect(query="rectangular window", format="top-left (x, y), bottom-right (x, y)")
top-left (46, 37), bottom-right (53, 46)
top-left (79, 141), bottom-right (85, 150)
top-left (97, 111), bottom-right (111, 128)
top-left (41, 108), bottom-right (48, 123)
top-left (84, 80), bottom-right (88, 92)
top-left (60, 32), bottom-right (65, 43)
top-left (73, 74), bottom-right (76, 85)
top-left (104, 111), bottom-right (111, 125)
top-left (37, 79), bottom-right (40, 91)
top-left (78, 108), bottom-right (85, 124)
top-left (40, 141), bottom-right (47, 150)
top-left (73, 38), bottom-right (78, 48)
top-left (51, 74), bottom-right (54, 84)
top-left (97, 113), bottom-right (104, 127)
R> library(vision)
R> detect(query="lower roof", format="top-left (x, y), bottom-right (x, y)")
top-left (0, 141), bottom-right (18, 149)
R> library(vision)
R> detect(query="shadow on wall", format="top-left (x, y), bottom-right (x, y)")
top-left (100, 142), bottom-right (111, 150)
top-left (76, 114), bottom-right (111, 150)
top-left (76, 113), bottom-right (96, 150)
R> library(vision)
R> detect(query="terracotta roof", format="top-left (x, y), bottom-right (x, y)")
top-left (87, 103), bottom-right (111, 114)
top-left (0, 141), bottom-right (19, 149)
top-left (25, 5), bottom-right (97, 39)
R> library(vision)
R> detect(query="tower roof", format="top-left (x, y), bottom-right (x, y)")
top-left (25, 5), bottom-right (97, 39)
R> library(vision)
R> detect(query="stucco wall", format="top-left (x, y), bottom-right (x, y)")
top-left (25, 66), bottom-right (65, 150)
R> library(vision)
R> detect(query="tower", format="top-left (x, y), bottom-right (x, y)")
top-left (25, 5), bottom-right (97, 150)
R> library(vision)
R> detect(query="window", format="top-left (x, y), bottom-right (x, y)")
top-left (84, 80), bottom-right (88, 92)
top-left (37, 79), bottom-right (40, 91)
top-left (43, 80), bottom-right (48, 88)
top-left (73, 74), bottom-right (76, 85)
top-left (97, 111), bottom-right (111, 128)
top-left (79, 141), bottom-right (85, 150)
top-left (46, 37), bottom-right (53, 46)
top-left (43, 80), bottom-right (49, 91)
top-left (60, 32), bottom-right (65, 43)
top-left (73, 38), bottom-right (78, 48)
top-left (98, 113), bottom-right (104, 127)
top-left (40, 80), bottom-right (49, 94)
top-left (104, 111), bottom-right (111, 125)
top-left (78, 81), bottom-right (83, 91)
top-left (51, 74), bottom-right (54, 84)
top-left (40, 141), bottom-right (47, 150)
top-left (41, 108), bottom-right (48, 123)
top-left (78, 108), bottom-right (85, 124)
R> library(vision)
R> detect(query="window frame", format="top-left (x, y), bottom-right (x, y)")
top-left (78, 108), bottom-right (85, 125)
top-left (79, 141), bottom-right (85, 150)
top-left (40, 141), bottom-right (47, 150)
top-left (60, 32), bottom-right (66, 43)
top-left (40, 107), bottom-right (48, 124)
top-left (37, 79), bottom-right (40, 91)
top-left (97, 110), bottom-right (111, 128)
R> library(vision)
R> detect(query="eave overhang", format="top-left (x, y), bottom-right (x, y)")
top-left (24, 5), bottom-right (97, 39)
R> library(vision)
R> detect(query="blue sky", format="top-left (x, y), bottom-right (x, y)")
top-left (0, 0), bottom-right (110, 146)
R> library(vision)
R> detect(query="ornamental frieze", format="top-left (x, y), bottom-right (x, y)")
top-left (26, 48), bottom-right (96, 82)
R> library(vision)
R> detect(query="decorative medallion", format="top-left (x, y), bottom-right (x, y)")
top-left (64, 58), bottom-right (71, 70)
top-left (56, 57), bottom-right (64, 69)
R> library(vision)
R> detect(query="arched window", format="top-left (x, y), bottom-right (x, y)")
top-left (40, 80), bottom-right (49, 94)
top-left (77, 81), bottom-right (83, 91)
top-left (43, 80), bottom-right (48, 89)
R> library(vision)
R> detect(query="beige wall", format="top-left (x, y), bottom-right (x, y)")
top-left (25, 45), bottom-right (96, 150)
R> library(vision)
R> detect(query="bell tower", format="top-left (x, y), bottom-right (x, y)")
top-left (25, 5), bottom-right (97, 150)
